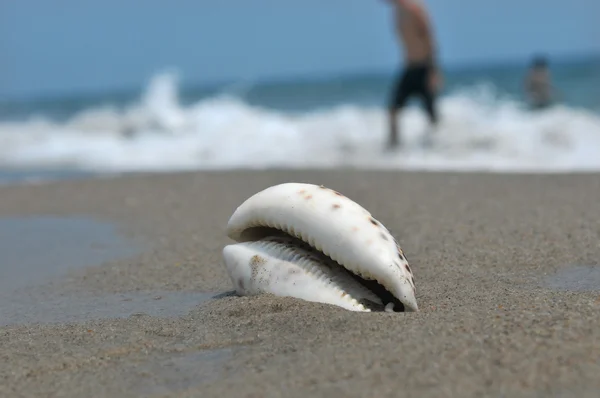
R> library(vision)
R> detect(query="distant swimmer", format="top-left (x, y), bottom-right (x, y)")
top-left (384, 0), bottom-right (442, 150)
top-left (524, 55), bottom-right (555, 110)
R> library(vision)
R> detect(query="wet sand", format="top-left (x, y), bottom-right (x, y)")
top-left (1, 170), bottom-right (599, 398)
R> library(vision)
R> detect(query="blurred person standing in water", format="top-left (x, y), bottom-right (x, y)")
top-left (384, 0), bottom-right (443, 150)
top-left (524, 55), bottom-right (555, 110)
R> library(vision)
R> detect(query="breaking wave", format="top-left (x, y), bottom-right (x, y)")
top-left (1, 72), bottom-right (600, 174)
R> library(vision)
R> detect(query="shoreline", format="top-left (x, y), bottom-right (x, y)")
top-left (1, 169), bottom-right (600, 397)
top-left (5, 166), bottom-right (600, 188)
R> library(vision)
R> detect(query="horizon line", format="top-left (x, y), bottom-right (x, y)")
top-left (1, 51), bottom-right (598, 105)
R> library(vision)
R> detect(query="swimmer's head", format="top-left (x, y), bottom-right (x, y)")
top-left (532, 55), bottom-right (549, 69)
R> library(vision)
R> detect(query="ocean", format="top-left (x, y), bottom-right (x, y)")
top-left (1, 55), bottom-right (599, 184)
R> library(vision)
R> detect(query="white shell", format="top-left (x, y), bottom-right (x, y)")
top-left (223, 236), bottom-right (383, 312)
top-left (224, 182), bottom-right (418, 312)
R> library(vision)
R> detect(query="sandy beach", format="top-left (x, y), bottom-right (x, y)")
top-left (1, 170), bottom-right (599, 398)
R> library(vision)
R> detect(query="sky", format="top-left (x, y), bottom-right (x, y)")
top-left (1, 0), bottom-right (599, 100)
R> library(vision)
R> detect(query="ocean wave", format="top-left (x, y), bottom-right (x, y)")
top-left (1, 71), bottom-right (600, 173)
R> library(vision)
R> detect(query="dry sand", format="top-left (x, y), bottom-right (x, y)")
top-left (1, 170), bottom-right (599, 398)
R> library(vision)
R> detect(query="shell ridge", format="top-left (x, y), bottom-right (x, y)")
top-left (222, 240), bottom-right (377, 312)
top-left (242, 239), bottom-right (383, 306)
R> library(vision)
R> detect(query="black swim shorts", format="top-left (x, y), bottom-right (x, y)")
top-left (389, 63), bottom-right (437, 123)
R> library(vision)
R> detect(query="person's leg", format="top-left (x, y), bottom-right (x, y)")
top-left (422, 89), bottom-right (437, 125)
top-left (387, 68), bottom-right (412, 150)
top-left (387, 107), bottom-right (400, 149)
top-left (417, 67), bottom-right (439, 146)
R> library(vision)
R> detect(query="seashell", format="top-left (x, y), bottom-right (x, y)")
top-left (222, 183), bottom-right (418, 312)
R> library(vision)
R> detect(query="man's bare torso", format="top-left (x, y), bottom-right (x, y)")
top-left (395, 1), bottom-right (433, 65)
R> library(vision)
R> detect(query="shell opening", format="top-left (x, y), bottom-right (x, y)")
top-left (236, 226), bottom-right (406, 313)
top-left (347, 273), bottom-right (405, 312)
top-left (237, 226), bottom-right (290, 242)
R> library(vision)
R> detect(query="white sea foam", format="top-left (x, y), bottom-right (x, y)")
top-left (1, 71), bottom-right (599, 174)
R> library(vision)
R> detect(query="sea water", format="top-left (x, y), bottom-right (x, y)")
top-left (0, 56), bottom-right (599, 183)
